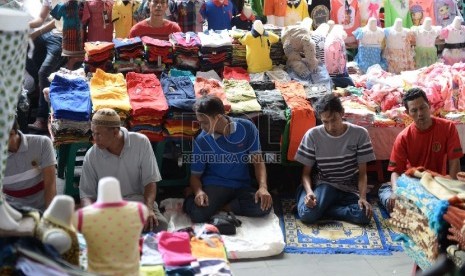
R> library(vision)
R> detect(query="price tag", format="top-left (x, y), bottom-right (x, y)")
top-left (186, 33), bottom-right (191, 43)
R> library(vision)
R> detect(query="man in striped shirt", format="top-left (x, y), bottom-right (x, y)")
top-left (294, 94), bottom-right (375, 225)
top-left (4, 119), bottom-right (57, 211)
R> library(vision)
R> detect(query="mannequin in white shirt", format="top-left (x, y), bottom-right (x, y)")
top-left (393, 17), bottom-right (402, 32)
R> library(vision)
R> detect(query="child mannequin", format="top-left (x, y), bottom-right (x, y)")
top-left (231, 4), bottom-right (256, 30)
top-left (352, 17), bottom-right (386, 73)
top-left (240, 20), bottom-right (280, 72)
top-left (383, 17), bottom-right (415, 73)
top-left (51, 0), bottom-right (85, 56)
top-left (412, 17), bottom-right (441, 68)
top-left (325, 23), bottom-right (348, 76)
top-left (440, 16), bottom-right (465, 65)
top-left (75, 177), bottom-right (148, 275)
top-left (82, 0), bottom-right (114, 42)
top-left (36, 195), bottom-right (79, 265)
top-left (0, 8), bottom-right (29, 231)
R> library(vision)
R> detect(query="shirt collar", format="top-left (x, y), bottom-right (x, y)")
top-left (211, 117), bottom-right (237, 139)
top-left (9, 130), bottom-right (28, 156)
top-left (239, 12), bottom-right (255, 21)
top-left (251, 28), bottom-right (268, 37)
top-left (213, 0), bottom-right (228, 6)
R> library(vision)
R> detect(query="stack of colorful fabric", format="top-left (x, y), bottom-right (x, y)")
top-left (83, 41), bottom-right (114, 73)
top-left (223, 66), bottom-right (249, 81)
top-left (230, 35), bottom-right (247, 68)
top-left (389, 173), bottom-right (450, 270)
top-left (141, 36), bottom-right (174, 66)
top-left (198, 30), bottom-right (233, 72)
top-left (89, 69), bottom-right (131, 122)
top-left (223, 79), bottom-right (261, 114)
top-left (251, 81), bottom-right (287, 153)
top-left (126, 72), bottom-right (168, 142)
top-left (170, 32), bottom-right (201, 71)
top-left (341, 96), bottom-right (376, 126)
top-left (113, 37), bottom-right (145, 74)
top-left (194, 77), bottom-right (230, 111)
top-left (275, 81), bottom-right (316, 162)
top-left (149, 230), bottom-right (230, 275)
top-left (160, 73), bottom-right (198, 139)
top-left (264, 25), bottom-right (285, 65)
top-left (49, 74), bottom-right (92, 145)
top-left (170, 68), bottom-right (196, 83)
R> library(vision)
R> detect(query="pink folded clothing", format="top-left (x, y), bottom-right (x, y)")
top-left (156, 231), bottom-right (196, 267)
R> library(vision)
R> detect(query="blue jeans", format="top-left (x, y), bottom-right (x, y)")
top-left (34, 32), bottom-right (66, 119)
top-left (378, 182), bottom-right (392, 212)
top-left (297, 183), bottom-right (371, 225)
top-left (183, 185), bottom-right (271, 223)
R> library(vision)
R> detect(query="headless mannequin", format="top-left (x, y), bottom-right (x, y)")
top-left (422, 17), bottom-right (432, 31)
top-left (0, 8), bottom-right (29, 231)
top-left (452, 16), bottom-right (463, 30)
top-left (41, 195), bottom-right (75, 254)
top-left (393, 18), bottom-right (402, 32)
top-left (367, 17), bottom-right (377, 32)
top-left (243, 4), bottom-right (253, 19)
top-left (74, 177), bottom-right (148, 275)
top-left (327, 19), bottom-right (335, 33)
top-left (253, 19), bottom-right (264, 35)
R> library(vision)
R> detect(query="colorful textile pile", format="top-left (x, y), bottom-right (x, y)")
top-left (113, 37), bottom-right (145, 74)
top-left (141, 36), bottom-right (174, 65)
top-left (198, 30), bottom-right (233, 72)
top-left (170, 32), bottom-right (201, 71)
top-left (49, 73), bottom-right (92, 145)
top-left (83, 41), bottom-right (114, 73)
top-left (126, 72), bottom-right (168, 142)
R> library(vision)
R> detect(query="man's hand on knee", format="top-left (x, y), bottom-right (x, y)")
top-left (304, 193), bottom-right (317, 208)
top-left (194, 190), bottom-right (209, 207)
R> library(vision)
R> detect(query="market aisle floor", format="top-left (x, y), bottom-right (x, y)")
top-left (57, 179), bottom-right (413, 275)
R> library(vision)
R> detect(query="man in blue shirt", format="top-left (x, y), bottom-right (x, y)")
top-left (184, 95), bottom-right (272, 223)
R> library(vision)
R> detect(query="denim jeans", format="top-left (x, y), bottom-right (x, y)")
top-left (183, 185), bottom-right (271, 223)
top-left (297, 183), bottom-right (371, 225)
top-left (378, 182), bottom-right (393, 212)
top-left (34, 32), bottom-right (66, 119)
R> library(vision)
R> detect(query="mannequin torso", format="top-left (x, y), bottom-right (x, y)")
top-left (356, 17), bottom-right (384, 46)
top-left (36, 195), bottom-right (79, 265)
top-left (413, 17), bottom-right (440, 48)
top-left (385, 18), bottom-right (409, 50)
top-left (441, 16), bottom-right (465, 44)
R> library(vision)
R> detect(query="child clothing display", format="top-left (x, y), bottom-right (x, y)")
top-left (264, 0), bottom-right (286, 26)
top-left (412, 17), bottom-right (441, 68)
top-left (231, 4), bottom-right (255, 30)
top-left (383, 0), bottom-right (413, 27)
top-left (383, 19), bottom-right (415, 74)
top-left (170, 0), bottom-right (205, 32)
top-left (82, 0), bottom-right (114, 42)
top-left (330, 0), bottom-right (361, 43)
top-left (440, 16), bottom-right (465, 65)
top-left (239, 20), bottom-right (280, 73)
top-left (324, 24), bottom-right (348, 76)
top-left (308, 0), bottom-right (330, 29)
top-left (434, 0), bottom-right (461, 27)
top-left (112, 0), bottom-right (141, 38)
top-left (409, 0), bottom-right (435, 26)
top-left (75, 177), bottom-right (148, 275)
top-left (353, 17), bottom-right (386, 73)
top-left (200, 0), bottom-right (235, 30)
top-left (284, 0), bottom-right (309, 26)
top-left (51, 0), bottom-right (85, 56)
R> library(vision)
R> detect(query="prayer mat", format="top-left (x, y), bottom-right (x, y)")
top-left (280, 198), bottom-right (403, 255)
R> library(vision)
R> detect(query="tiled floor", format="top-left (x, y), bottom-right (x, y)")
top-left (58, 179), bottom-right (414, 276)
top-left (230, 252), bottom-right (414, 276)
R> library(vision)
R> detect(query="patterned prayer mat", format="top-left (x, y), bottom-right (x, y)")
top-left (280, 199), bottom-right (403, 255)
